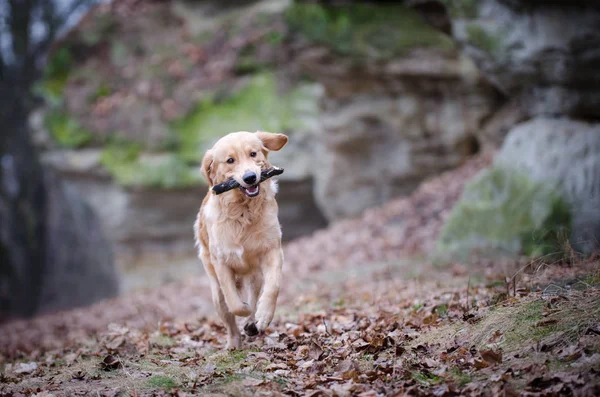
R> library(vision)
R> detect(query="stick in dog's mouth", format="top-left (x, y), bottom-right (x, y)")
top-left (212, 166), bottom-right (284, 196)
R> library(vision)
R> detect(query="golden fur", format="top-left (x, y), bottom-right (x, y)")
top-left (194, 131), bottom-right (288, 349)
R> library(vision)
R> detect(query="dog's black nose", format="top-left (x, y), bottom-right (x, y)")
top-left (243, 171), bottom-right (257, 185)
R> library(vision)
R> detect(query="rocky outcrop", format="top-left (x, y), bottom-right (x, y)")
top-left (434, 0), bottom-right (600, 257)
top-left (447, 0), bottom-right (600, 119)
top-left (495, 118), bottom-right (600, 253)
top-left (435, 166), bottom-right (571, 261)
top-left (436, 117), bottom-right (600, 259)
top-left (300, 47), bottom-right (500, 220)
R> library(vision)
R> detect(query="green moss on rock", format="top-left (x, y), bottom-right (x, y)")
top-left (441, 0), bottom-right (479, 19)
top-left (466, 24), bottom-right (502, 56)
top-left (285, 3), bottom-right (454, 59)
top-left (436, 167), bottom-right (571, 261)
top-left (101, 142), bottom-right (202, 189)
top-left (172, 73), bottom-right (319, 162)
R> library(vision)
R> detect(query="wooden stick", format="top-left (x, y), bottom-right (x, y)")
top-left (211, 166), bottom-right (284, 195)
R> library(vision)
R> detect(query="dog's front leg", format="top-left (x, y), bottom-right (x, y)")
top-left (206, 273), bottom-right (241, 350)
top-left (254, 248), bottom-right (283, 333)
top-left (214, 262), bottom-right (252, 317)
top-left (242, 272), bottom-right (262, 336)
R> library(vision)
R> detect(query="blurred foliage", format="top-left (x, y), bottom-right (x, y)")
top-left (38, 48), bottom-right (73, 105)
top-left (436, 167), bottom-right (572, 261)
top-left (101, 140), bottom-right (202, 189)
top-left (172, 73), bottom-right (319, 162)
top-left (466, 24), bottom-right (501, 56)
top-left (441, 0), bottom-right (479, 19)
top-left (110, 42), bottom-right (129, 67)
top-left (285, 2), bottom-right (454, 59)
top-left (81, 12), bottom-right (118, 46)
top-left (45, 110), bottom-right (93, 148)
top-left (88, 83), bottom-right (112, 103)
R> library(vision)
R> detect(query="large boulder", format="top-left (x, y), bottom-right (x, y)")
top-left (435, 166), bottom-right (571, 261)
top-left (446, 0), bottom-right (600, 119)
top-left (495, 118), bottom-right (600, 253)
top-left (436, 117), bottom-right (600, 260)
top-left (300, 48), bottom-right (500, 220)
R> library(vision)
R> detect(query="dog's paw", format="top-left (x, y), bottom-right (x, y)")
top-left (243, 322), bottom-right (259, 337)
top-left (226, 335), bottom-right (241, 350)
top-left (255, 313), bottom-right (272, 334)
top-left (230, 302), bottom-right (252, 317)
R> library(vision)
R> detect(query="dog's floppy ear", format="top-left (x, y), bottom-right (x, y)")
top-left (256, 131), bottom-right (288, 152)
top-left (201, 149), bottom-right (214, 186)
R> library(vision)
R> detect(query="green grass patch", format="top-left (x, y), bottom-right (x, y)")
top-left (147, 375), bottom-right (178, 390)
top-left (411, 371), bottom-right (442, 386)
top-left (505, 300), bottom-right (553, 345)
top-left (209, 350), bottom-right (249, 371)
top-left (285, 3), bottom-right (454, 59)
top-left (45, 111), bottom-right (93, 148)
top-left (449, 367), bottom-right (471, 386)
top-left (274, 376), bottom-right (288, 387)
top-left (435, 304), bottom-right (448, 317)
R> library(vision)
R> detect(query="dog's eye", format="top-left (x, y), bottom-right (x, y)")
top-left (250, 152), bottom-right (257, 158)
top-left (227, 158), bottom-right (235, 164)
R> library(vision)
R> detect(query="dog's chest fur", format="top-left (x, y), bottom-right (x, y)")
top-left (197, 181), bottom-right (281, 274)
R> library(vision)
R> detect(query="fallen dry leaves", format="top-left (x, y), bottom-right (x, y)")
top-left (1, 155), bottom-right (599, 395)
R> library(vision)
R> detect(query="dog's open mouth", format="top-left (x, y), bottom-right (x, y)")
top-left (240, 184), bottom-right (260, 198)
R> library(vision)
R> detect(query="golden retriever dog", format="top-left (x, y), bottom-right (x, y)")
top-left (194, 131), bottom-right (288, 350)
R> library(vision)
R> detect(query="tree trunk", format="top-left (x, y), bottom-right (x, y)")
top-left (0, 84), bottom-right (47, 321)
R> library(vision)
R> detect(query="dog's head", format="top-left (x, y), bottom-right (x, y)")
top-left (201, 131), bottom-right (288, 198)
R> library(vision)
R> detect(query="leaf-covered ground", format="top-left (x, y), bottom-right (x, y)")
top-left (1, 155), bottom-right (600, 396)
top-left (1, 257), bottom-right (599, 396)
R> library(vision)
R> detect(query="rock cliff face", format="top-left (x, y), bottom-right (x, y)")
top-left (437, 0), bottom-right (600, 257)
top-left (299, 47), bottom-right (499, 220)
top-left (496, 118), bottom-right (600, 253)
top-left (36, 0), bottom-right (600, 277)
top-left (447, 0), bottom-right (600, 119)
top-left (39, 0), bottom-right (502, 269)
